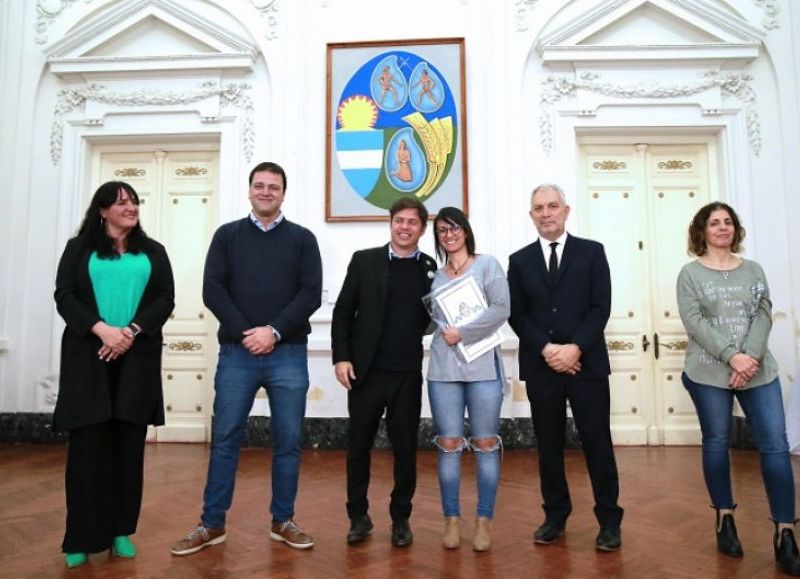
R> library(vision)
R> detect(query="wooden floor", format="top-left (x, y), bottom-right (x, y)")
top-left (1, 444), bottom-right (798, 578)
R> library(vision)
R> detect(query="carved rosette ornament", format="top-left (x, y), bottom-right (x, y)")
top-left (51, 82), bottom-right (255, 164)
top-left (539, 71), bottom-right (761, 156)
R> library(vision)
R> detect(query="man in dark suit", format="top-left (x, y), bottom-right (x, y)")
top-left (331, 197), bottom-right (437, 548)
top-left (508, 183), bottom-right (623, 551)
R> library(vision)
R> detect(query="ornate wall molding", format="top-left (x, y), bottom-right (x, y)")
top-left (754, 0), bottom-right (780, 30)
top-left (515, 0), bottom-right (540, 32)
top-left (539, 71), bottom-right (761, 156)
top-left (250, 0), bottom-right (279, 40)
top-left (36, 0), bottom-right (95, 45)
top-left (51, 81), bottom-right (254, 163)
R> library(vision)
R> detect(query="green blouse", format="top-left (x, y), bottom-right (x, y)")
top-left (89, 251), bottom-right (151, 327)
top-left (676, 259), bottom-right (778, 389)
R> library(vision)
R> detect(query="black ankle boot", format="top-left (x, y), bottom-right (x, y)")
top-left (715, 509), bottom-right (743, 557)
top-left (774, 523), bottom-right (800, 576)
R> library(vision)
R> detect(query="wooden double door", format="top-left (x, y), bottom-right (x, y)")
top-left (578, 143), bottom-right (713, 444)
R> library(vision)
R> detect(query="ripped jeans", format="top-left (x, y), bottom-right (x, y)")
top-left (428, 364), bottom-right (503, 519)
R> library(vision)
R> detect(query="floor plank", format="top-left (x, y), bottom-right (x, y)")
top-left (0, 444), bottom-right (797, 578)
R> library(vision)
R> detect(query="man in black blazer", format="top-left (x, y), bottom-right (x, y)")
top-left (332, 197), bottom-right (437, 548)
top-left (508, 183), bottom-right (623, 551)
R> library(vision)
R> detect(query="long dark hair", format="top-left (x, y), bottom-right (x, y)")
top-left (77, 181), bottom-right (147, 258)
top-left (432, 207), bottom-right (475, 263)
top-left (687, 201), bottom-right (745, 256)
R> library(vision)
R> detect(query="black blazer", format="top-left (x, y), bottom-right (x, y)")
top-left (331, 244), bottom-right (437, 388)
top-left (53, 236), bottom-right (175, 431)
top-left (508, 234), bottom-right (611, 381)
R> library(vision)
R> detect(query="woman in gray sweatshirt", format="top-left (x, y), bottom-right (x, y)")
top-left (677, 202), bottom-right (799, 576)
top-left (425, 207), bottom-right (509, 552)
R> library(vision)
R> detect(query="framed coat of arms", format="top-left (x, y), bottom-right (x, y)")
top-left (325, 38), bottom-right (468, 221)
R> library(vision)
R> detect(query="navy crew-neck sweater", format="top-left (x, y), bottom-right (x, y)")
top-left (203, 217), bottom-right (322, 344)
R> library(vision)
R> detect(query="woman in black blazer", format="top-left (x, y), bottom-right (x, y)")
top-left (54, 181), bottom-right (174, 568)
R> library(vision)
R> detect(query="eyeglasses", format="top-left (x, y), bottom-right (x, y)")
top-left (436, 224), bottom-right (463, 237)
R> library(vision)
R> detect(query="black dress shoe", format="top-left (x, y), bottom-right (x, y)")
top-left (347, 515), bottom-right (374, 544)
top-left (391, 519), bottom-right (413, 547)
top-left (533, 521), bottom-right (565, 545)
top-left (774, 526), bottom-right (800, 576)
top-left (716, 512), bottom-right (743, 557)
top-left (596, 525), bottom-right (622, 552)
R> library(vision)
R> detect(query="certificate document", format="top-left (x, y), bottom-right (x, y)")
top-left (431, 274), bottom-right (503, 364)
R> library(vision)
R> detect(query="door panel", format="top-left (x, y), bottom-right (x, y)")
top-left (579, 142), bottom-right (711, 445)
top-left (647, 146), bottom-right (709, 443)
top-left (98, 149), bottom-right (219, 442)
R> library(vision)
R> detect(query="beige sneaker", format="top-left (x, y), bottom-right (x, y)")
top-left (270, 520), bottom-right (314, 549)
top-left (170, 524), bottom-right (227, 556)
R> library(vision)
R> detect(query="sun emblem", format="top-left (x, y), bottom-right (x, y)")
top-left (337, 95), bottom-right (378, 131)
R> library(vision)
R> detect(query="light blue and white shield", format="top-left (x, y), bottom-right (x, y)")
top-left (335, 129), bottom-right (384, 198)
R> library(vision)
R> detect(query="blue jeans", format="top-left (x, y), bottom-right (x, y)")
top-left (201, 343), bottom-right (309, 528)
top-left (682, 373), bottom-right (796, 522)
top-left (428, 359), bottom-right (503, 519)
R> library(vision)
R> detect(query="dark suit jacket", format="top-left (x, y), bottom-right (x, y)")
top-left (53, 236), bottom-right (175, 431)
top-left (508, 234), bottom-right (611, 381)
top-left (331, 244), bottom-right (437, 389)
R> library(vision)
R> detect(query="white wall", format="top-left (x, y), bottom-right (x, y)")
top-left (0, 0), bottom-right (797, 418)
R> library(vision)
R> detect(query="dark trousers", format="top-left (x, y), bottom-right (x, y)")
top-left (62, 419), bottom-right (147, 553)
top-left (527, 374), bottom-right (623, 527)
top-left (346, 369), bottom-right (422, 522)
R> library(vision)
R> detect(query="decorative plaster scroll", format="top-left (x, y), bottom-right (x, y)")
top-left (539, 71), bottom-right (761, 156)
top-left (175, 166), bottom-right (208, 176)
top-left (51, 81), bottom-right (254, 164)
top-left (38, 373), bottom-right (59, 406)
top-left (115, 168), bottom-right (146, 177)
top-left (660, 339), bottom-right (688, 351)
top-left (607, 340), bottom-right (635, 351)
top-left (36, 0), bottom-right (93, 45)
top-left (168, 341), bottom-right (202, 351)
top-left (250, 0), bottom-right (279, 40)
top-left (593, 160), bottom-right (627, 170)
top-left (658, 160), bottom-right (693, 170)
top-left (754, 0), bottom-right (780, 30)
top-left (515, 0), bottom-right (540, 32)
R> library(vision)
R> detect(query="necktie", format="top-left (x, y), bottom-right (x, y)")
top-left (548, 242), bottom-right (559, 283)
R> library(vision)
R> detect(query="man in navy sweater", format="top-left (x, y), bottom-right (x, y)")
top-left (171, 162), bottom-right (322, 555)
top-left (331, 197), bottom-right (437, 548)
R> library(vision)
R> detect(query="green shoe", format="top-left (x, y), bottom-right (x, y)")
top-left (64, 552), bottom-right (88, 568)
top-left (112, 535), bottom-right (136, 558)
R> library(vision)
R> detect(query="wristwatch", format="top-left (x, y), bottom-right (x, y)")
top-left (267, 325), bottom-right (281, 342)
top-left (126, 323), bottom-right (142, 337)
